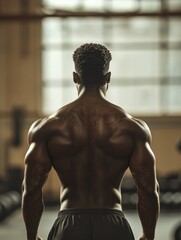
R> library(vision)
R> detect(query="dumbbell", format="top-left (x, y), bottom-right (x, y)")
top-left (174, 224), bottom-right (181, 240)
top-left (0, 191), bottom-right (21, 222)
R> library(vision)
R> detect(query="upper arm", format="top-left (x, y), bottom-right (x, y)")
top-left (129, 123), bottom-right (158, 194)
top-left (23, 121), bottom-right (52, 194)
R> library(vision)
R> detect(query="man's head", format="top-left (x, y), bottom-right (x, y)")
top-left (73, 43), bottom-right (112, 86)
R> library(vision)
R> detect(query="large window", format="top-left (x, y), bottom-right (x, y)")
top-left (42, 0), bottom-right (181, 115)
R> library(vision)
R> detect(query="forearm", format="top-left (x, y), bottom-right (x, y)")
top-left (137, 190), bottom-right (159, 240)
top-left (22, 190), bottom-right (44, 240)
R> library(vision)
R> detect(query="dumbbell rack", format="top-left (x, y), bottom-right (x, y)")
top-left (121, 174), bottom-right (181, 211)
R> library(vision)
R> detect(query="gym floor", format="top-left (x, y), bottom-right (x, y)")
top-left (0, 208), bottom-right (180, 240)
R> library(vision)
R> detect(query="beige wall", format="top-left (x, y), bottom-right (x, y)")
top-left (0, 0), bottom-right (181, 197)
top-left (0, 0), bottom-right (42, 177)
top-left (0, 0), bottom-right (42, 113)
top-left (143, 116), bottom-right (181, 176)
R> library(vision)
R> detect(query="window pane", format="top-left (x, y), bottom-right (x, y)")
top-left (42, 50), bottom-right (63, 81)
top-left (111, 0), bottom-right (138, 11)
top-left (110, 50), bottom-right (160, 79)
top-left (107, 85), bottom-right (161, 115)
top-left (110, 18), bottom-right (160, 43)
top-left (42, 86), bottom-right (77, 114)
top-left (169, 19), bottom-right (181, 41)
top-left (42, 86), bottom-right (63, 114)
top-left (140, 1), bottom-right (161, 11)
top-left (61, 86), bottom-right (77, 105)
top-left (165, 84), bottom-right (181, 114)
top-left (83, 0), bottom-right (104, 10)
top-left (168, 0), bottom-right (181, 10)
top-left (169, 51), bottom-right (181, 77)
top-left (62, 18), bottom-right (104, 44)
top-left (42, 18), bottom-right (63, 45)
top-left (61, 49), bottom-right (75, 80)
top-left (43, 0), bottom-right (80, 9)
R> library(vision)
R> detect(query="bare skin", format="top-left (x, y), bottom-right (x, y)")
top-left (22, 73), bottom-right (159, 240)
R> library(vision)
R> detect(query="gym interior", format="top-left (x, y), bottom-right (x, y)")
top-left (0, 0), bottom-right (181, 239)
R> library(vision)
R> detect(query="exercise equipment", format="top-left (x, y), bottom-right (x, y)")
top-left (174, 223), bottom-right (181, 240)
top-left (177, 139), bottom-right (181, 153)
top-left (120, 172), bottom-right (181, 210)
top-left (121, 177), bottom-right (137, 210)
top-left (0, 191), bottom-right (21, 222)
top-left (6, 166), bottom-right (23, 193)
top-left (11, 107), bottom-right (25, 146)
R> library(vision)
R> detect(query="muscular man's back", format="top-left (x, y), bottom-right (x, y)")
top-left (45, 96), bottom-right (136, 210)
top-left (22, 43), bottom-right (159, 240)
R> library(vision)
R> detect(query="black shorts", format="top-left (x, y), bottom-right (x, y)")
top-left (47, 208), bottom-right (135, 240)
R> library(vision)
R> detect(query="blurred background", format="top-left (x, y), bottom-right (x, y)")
top-left (0, 0), bottom-right (181, 239)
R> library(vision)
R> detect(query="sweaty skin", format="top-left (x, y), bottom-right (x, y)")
top-left (22, 87), bottom-right (159, 240)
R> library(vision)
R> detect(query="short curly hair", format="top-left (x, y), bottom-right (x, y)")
top-left (73, 43), bottom-right (112, 85)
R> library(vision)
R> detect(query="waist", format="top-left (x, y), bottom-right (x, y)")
top-left (60, 188), bottom-right (122, 210)
top-left (58, 208), bottom-right (125, 218)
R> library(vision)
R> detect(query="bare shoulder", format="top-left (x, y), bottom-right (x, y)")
top-left (28, 115), bottom-right (59, 143)
top-left (103, 101), bottom-right (151, 142)
top-left (124, 115), bottom-right (152, 143)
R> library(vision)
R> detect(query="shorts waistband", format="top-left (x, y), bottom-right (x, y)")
top-left (58, 208), bottom-right (125, 217)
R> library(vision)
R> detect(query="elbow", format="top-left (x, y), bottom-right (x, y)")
top-left (22, 188), bottom-right (43, 208)
top-left (138, 181), bottom-right (160, 197)
top-left (22, 179), bottom-right (43, 197)
top-left (25, 187), bottom-right (42, 197)
top-left (153, 180), bottom-right (160, 199)
top-left (22, 184), bottom-right (42, 198)
top-left (156, 180), bottom-right (160, 193)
